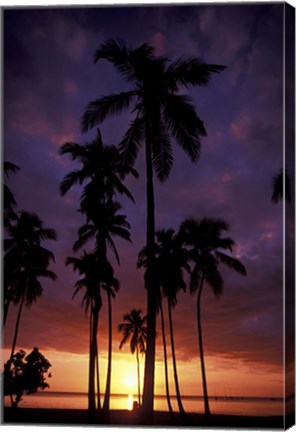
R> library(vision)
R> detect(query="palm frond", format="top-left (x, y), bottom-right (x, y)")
top-left (216, 251), bottom-right (246, 276)
top-left (59, 142), bottom-right (88, 159)
top-left (162, 94), bottom-right (204, 162)
top-left (119, 116), bottom-right (145, 168)
top-left (81, 92), bottom-right (135, 132)
top-left (165, 57), bottom-right (226, 89)
top-left (60, 170), bottom-right (86, 196)
top-left (4, 161), bottom-right (20, 177)
top-left (73, 225), bottom-right (96, 252)
top-left (204, 265), bottom-right (224, 298)
top-left (152, 120), bottom-right (174, 182)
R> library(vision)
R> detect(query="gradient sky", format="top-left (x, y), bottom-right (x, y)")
top-left (2, 3), bottom-right (290, 398)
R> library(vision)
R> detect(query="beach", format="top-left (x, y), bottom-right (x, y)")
top-left (3, 407), bottom-right (294, 429)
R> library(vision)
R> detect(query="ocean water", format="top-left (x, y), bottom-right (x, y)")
top-left (4, 392), bottom-right (288, 417)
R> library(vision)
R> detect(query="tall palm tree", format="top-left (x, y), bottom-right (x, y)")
top-left (4, 211), bottom-right (57, 357)
top-left (82, 38), bottom-right (225, 417)
top-left (3, 161), bottom-right (20, 229)
top-left (137, 229), bottom-right (189, 416)
top-left (60, 129), bottom-right (134, 414)
top-left (118, 309), bottom-right (147, 406)
top-left (66, 251), bottom-right (104, 413)
top-left (158, 294), bottom-right (173, 415)
top-left (102, 270), bottom-right (120, 412)
top-left (67, 200), bottom-right (131, 414)
top-left (154, 229), bottom-right (190, 415)
top-left (179, 218), bottom-right (246, 416)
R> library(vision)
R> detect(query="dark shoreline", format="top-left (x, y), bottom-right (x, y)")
top-left (3, 407), bottom-right (294, 429)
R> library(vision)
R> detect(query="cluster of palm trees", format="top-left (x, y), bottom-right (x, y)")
top-left (81, 39), bottom-right (226, 421)
top-left (3, 161), bottom-right (57, 392)
top-left (59, 128), bottom-right (139, 415)
top-left (58, 37), bottom-right (247, 421)
top-left (137, 221), bottom-right (246, 417)
top-left (3, 37), bottom-right (251, 419)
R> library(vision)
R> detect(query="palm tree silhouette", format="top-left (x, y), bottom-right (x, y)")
top-left (118, 309), bottom-right (147, 406)
top-left (82, 38), bottom-right (225, 417)
top-left (179, 218), bottom-right (246, 416)
top-left (154, 229), bottom-right (190, 415)
top-left (69, 200), bottom-right (130, 414)
top-left (3, 161), bottom-right (20, 229)
top-left (102, 271), bottom-right (120, 412)
top-left (4, 211), bottom-right (57, 358)
top-left (60, 129), bottom-right (133, 414)
top-left (66, 252), bottom-right (118, 413)
top-left (59, 128), bottom-right (138, 205)
top-left (137, 229), bottom-right (189, 416)
top-left (271, 168), bottom-right (291, 204)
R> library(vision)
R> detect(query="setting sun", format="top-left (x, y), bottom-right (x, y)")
top-left (124, 374), bottom-right (137, 389)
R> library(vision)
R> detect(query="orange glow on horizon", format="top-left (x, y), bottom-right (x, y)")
top-left (1, 347), bottom-right (283, 398)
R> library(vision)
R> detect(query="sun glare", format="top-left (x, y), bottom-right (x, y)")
top-left (127, 394), bottom-right (134, 411)
top-left (125, 374), bottom-right (137, 389)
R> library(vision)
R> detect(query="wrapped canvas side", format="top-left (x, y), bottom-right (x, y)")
top-left (284, 2), bottom-right (295, 429)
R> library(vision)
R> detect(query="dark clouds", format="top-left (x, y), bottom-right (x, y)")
top-left (3, 3), bottom-right (288, 386)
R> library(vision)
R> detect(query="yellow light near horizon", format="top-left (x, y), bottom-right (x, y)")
top-left (124, 374), bottom-right (137, 389)
top-left (127, 394), bottom-right (133, 411)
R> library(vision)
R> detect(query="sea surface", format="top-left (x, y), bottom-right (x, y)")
top-left (4, 392), bottom-right (289, 417)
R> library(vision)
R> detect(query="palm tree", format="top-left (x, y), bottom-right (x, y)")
top-left (82, 38), bottom-right (225, 417)
top-left (271, 168), bottom-right (291, 204)
top-left (3, 161), bottom-right (20, 228)
top-left (158, 294), bottom-right (174, 414)
top-left (137, 229), bottom-right (189, 416)
top-left (4, 211), bottom-right (57, 357)
top-left (66, 251), bottom-right (104, 413)
top-left (102, 269), bottom-right (120, 412)
top-left (179, 218), bottom-right (246, 416)
top-left (59, 128), bottom-right (138, 205)
top-left (60, 129), bottom-right (134, 414)
top-left (118, 309), bottom-right (147, 406)
top-left (154, 229), bottom-right (190, 415)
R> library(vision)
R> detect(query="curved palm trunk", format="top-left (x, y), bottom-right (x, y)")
top-left (167, 299), bottom-right (185, 415)
top-left (141, 124), bottom-right (157, 421)
top-left (95, 336), bottom-right (101, 411)
top-left (103, 288), bottom-right (112, 412)
top-left (136, 347), bottom-right (141, 405)
top-left (10, 292), bottom-right (25, 360)
top-left (159, 297), bottom-right (174, 414)
top-left (95, 306), bottom-right (101, 411)
top-left (197, 275), bottom-right (210, 416)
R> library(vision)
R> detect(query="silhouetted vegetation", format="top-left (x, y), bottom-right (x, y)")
top-left (271, 169), bottom-right (291, 204)
top-left (3, 347), bottom-right (51, 408)
top-left (82, 38), bottom-right (226, 420)
top-left (4, 211), bottom-right (57, 357)
top-left (118, 309), bottom-right (147, 406)
top-left (180, 218), bottom-right (246, 416)
top-left (60, 128), bottom-right (133, 415)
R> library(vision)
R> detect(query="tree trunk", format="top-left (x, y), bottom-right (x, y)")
top-left (88, 304), bottom-right (96, 413)
top-left (10, 292), bottom-right (25, 360)
top-left (167, 299), bottom-right (185, 415)
top-left (197, 275), bottom-right (210, 416)
top-left (141, 121), bottom-right (157, 422)
top-left (95, 303), bottom-right (101, 411)
top-left (136, 347), bottom-right (141, 406)
top-left (103, 288), bottom-right (112, 412)
top-left (159, 297), bottom-right (174, 414)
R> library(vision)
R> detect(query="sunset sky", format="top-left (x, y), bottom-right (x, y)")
top-left (3, 2), bottom-right (291, 399)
